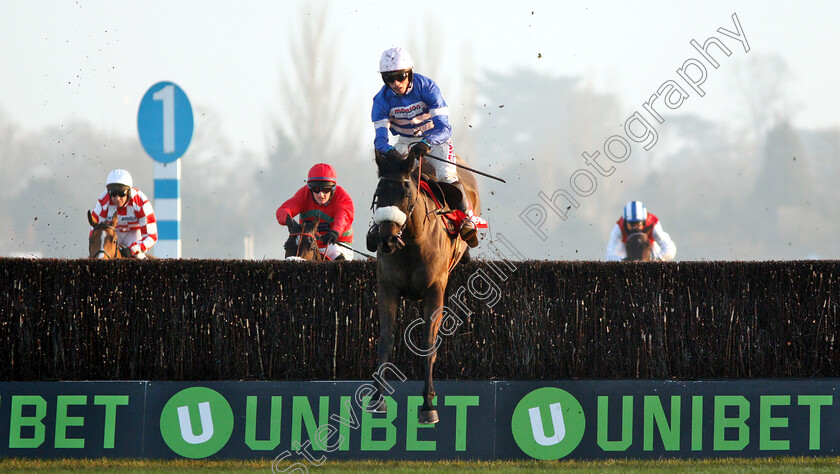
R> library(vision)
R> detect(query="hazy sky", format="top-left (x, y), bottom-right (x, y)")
top-left (2, 0), bottom-right (839, 157)
top-left (3, 0), bottom-right (840, 260)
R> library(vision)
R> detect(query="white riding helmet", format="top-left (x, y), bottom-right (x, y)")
top-left (106, 169), bottom-right (133, 189)
top-left (379, 47), bottom-right (414, 73)
top-left (623, 201), bottom-right (647, 223)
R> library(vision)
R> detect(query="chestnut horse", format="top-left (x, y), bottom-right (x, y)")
top-left (283, 219), bottom-right (325, 261)
top-left (87, 211), bottom-right (123, 259)
top-left (625, 232), bottom-right (652, 261)
top-left (370, 150), bottom-right (481, 424)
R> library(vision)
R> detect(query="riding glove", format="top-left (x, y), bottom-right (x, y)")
top-left (320, 230), bottom-right (339, 245)
top-left (119, 246), bottom-right (133, 258)
top-left (409, 140), bottom-right (431, 158)
top-left (276, 207), bottom-right (291, 225)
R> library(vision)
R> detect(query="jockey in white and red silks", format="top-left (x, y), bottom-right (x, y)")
top-left (605, 200), bottom-right (677, 261)
top-left (368, 46), bottom-right (481, 251)
top-left (90, 168), bottom-right (158, 258)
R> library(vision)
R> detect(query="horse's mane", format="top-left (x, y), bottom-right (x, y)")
top-left (375, 151), bottom-right (416, 180)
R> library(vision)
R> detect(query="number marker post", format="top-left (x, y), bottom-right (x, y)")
top-left (137, 81), bottom-right (193, 258)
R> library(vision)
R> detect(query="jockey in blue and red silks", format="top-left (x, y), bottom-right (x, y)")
top-left (367, 46), bottom-right (480, 252)
top-left (605, 200), bottom-right (677, 261)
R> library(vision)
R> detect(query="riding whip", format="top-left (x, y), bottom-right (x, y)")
top-left (423, 153), bottom-right (507, 183)
top-left (335, 241), bottom-right (376, 259)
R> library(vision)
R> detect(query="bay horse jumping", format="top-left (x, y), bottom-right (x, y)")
top-left (625, 232), bottom-right (652, 261)
top-left (88, 211), bottom-right (122, 259)
top-left (283, 219), bottom-right (325, 261)
top-left (370, 150), bottom-right (481, 424)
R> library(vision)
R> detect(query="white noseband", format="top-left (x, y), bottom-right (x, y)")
top-left (374, 206), bottom-right (407, 226)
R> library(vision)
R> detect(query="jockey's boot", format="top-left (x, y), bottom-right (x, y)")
top-left (366, 223), bottom-right (379, 252)
top-left (452, 181), bottom-right (479, 248)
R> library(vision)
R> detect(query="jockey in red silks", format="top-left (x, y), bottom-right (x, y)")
top-left (605, 201), bottom-right (677, 261)
top-left (367, 46), bottom-right (481, 251)
top-left (275, 163), bottom-right (355, 261)
top-left (89, 169), bottom-right (158, 258)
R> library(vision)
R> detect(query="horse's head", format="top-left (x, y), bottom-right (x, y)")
top-left (88, 210), bottom-right (120, 259)
top-left (625, 232), bottom-right (652, 261)
top-left (373, 151), bottom-right (418, 254)
top-left (284, 219), bottom-right (323, 261)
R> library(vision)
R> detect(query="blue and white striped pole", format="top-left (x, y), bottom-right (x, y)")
top-left (137, 81), bottom-right (193, 259)
top-left (153, 161), bottom-right (181, 258)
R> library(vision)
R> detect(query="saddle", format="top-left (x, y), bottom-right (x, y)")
top-left (418, 176), bottom-right (474, 238)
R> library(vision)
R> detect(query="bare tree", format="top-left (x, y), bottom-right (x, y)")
top-left (267, 4), bottom-right (359, 164)
top-left (730, 53), bottom-right (793, 146)
top-left (257, 4), bottom-right (375, 258)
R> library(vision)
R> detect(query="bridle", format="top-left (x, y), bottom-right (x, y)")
top-left (287, 230), bottom-right (327, 261)
top-left (370, 165), bottom-right (422, 235)
top-left (90, 224), bottom-right (119, 259)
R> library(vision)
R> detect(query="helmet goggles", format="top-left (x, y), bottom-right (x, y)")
top-left (382, 70), bottom-right (410, 84)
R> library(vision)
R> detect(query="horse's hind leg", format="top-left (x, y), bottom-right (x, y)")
top-left (418, 289), bottom-right (444, 424)
top-left (372, 284), bottom-right (399, 413)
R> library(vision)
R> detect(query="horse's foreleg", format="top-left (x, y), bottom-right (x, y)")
top-left (418, 288), bottom-right (444, 424)
top-left (373, 284), bottom-right (399, 413)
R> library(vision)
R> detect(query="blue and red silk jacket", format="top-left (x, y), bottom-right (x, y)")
top-left (372, 73), bottom-right (452, 153)
top-left (617, 213), bottom-right (660, 243)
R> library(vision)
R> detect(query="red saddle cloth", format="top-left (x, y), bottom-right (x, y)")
top-left (418, 180), bottom-right (488, 238)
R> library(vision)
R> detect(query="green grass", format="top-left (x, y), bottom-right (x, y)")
top-left (1, 457), bottom-right (840, 473)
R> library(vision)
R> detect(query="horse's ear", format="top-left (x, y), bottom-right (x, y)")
top-left (303, 220), bottom-right (318, 233)
top-left (375, 150), bottom-right (385, 168)
top-left (87, 210), bottom-right (96, 227)
top-left (286, 219), bottom-right (301, 234)
top-left (109, 213), bottom-right (118, 226)
top-left (401, 155), bottom-right (414, 174)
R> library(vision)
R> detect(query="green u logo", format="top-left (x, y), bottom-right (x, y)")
top-left (511, 387), bottom-right (585, 459)
top-left (160, 387), bottom-right (234, 458)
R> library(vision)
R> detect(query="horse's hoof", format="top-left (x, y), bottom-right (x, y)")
top-left (418, 409), bottom-right (439, 424)
top-left (368, 398), bottom-right (387, 414)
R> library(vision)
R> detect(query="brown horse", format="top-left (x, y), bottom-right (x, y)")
top-left (625, 232), bottom-right (652, 261)
top-left (370, 150), bottom-right (481, 424)
top-left (283, 219), bottom-right (325, 261)
top-left (88, 211), bottom-right (123, 259)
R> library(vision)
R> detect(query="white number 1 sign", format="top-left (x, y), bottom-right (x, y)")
top-left (137, 81), bottom-right (193, 163)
